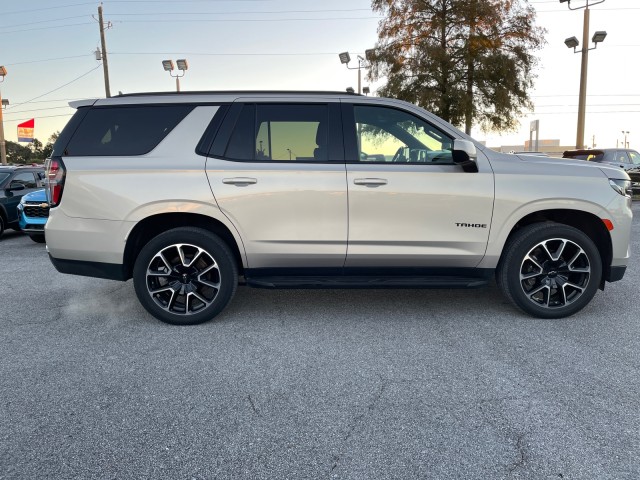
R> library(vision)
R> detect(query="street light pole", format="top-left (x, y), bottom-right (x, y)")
top-left (338, 50), bottom-right (375, 95)
top-left (0, 66), bottom-right (7, 165)
top-left (576, 6), bottom-right (590, 150)
top-left (560, 0), bottom-right (606, 149)
top-left (162, 59), bottom-right (188, 92)
top-left (622, 131), bottom-right (629, 148)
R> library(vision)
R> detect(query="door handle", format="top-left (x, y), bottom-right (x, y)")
top-left (222, 177), bottom-right (257, 186)
top-left (353, 178), bottom-right (388, 187)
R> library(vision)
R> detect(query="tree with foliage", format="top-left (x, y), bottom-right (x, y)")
top-left (368, 0), bottom-right (546, 133)
top-left (6, 141), bottom-right (33, 164)
top-left (6, 131), bottom-right (59, 164)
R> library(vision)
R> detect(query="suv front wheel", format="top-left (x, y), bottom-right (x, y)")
top-left (133, 227), bottom-right (238, 325)
top-left (497, 223), bottom-right (602, 319)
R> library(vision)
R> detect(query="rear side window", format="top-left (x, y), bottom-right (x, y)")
top-left (62, 105), bottom-right (194, 156)
top-left (223, 104), bottom-right (331, 162)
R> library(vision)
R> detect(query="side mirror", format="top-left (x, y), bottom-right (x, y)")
top-left (452, 139), bottom-right (478, 173)
top-left (8, 182), bottom-right (26, 191)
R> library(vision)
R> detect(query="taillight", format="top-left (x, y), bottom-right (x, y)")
top-left (45, 157), bottom-right (66, 207)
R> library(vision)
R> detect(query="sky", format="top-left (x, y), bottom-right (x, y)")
top-left (0, 0), bottom-right (638, 150)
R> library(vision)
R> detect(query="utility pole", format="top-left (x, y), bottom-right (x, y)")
top-left (98, 4), bottom-right (111, 98)
top-left (0, 66), bottom-right (7, 165)
top-left (0, 94), bottom-right (6, 165)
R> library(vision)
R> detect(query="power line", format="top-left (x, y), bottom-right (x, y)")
top-left (4, 55), bottom-right (94, 67)
top-left (6, 65), bottom-right (102, 110)
top-left (3, 106), bottom-right (75, 116)
top-left (110, 51), bottom-right (344, 56)
top-left (2, 2), bottom-right (95, 15)
top-left (114, 16), bottom-right (381, 23)
top-left (0, 22), bottom-right (94, 35)
top-left (107, 8), bottom-right (373, 16)
top-left (3, 113), bottom-right (75, 124)
top-left (0, 15), bottom-right (90, 29)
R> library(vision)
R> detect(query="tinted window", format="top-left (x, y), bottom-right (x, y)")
top-left (563, 152), bottom-right (604, 162)
top-left (615, 151), bottom-right (630, 164)
top-left (354, 106), bottom-right (453, 164)
top-left (0, 173), bottom-right (10, 185)
top-left (11, 172), bottom-right (37, 188)
top-left (64, 105), bottom-right (194, 156)
top-left (224, 104), bottom-right (330, 162)
top-left (225, 105), bottom-right (255, 160)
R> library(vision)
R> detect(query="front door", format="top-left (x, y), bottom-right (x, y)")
top-left (343, 104), bottom-right (494, 269)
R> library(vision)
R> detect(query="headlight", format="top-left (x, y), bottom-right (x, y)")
top-left (609, 179), bottom-right (632, 197)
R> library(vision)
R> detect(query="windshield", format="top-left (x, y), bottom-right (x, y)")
top-left (0, 173), bottom-right (10, 184)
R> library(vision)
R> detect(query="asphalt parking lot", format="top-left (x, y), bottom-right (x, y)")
top-left (1, 203), bottom-right (639, 480)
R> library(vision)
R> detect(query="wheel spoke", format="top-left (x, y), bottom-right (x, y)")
top-left (187, 291), bottom-right (211, 312)
top-left (197, 278), bottom-right (220, 289)
top-left (527, 284), bottom-right (548, 299)
top-left (177, 245), bottom-right (189, 267)
top-left (558, 284), bottom-right (567, 306)
top-left (567, 248), bottom-right (586, 269)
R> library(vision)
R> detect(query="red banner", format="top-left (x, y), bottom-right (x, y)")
top-left (18, 118), bottom-right (35, 143)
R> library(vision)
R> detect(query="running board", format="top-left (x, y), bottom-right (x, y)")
top-left (245, 275), bottom-right (489, 289)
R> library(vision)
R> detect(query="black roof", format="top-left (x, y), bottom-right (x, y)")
top-left (115, 90), bottom-right (363, 98)
top-left (0, 165), bottom-right (43, 171)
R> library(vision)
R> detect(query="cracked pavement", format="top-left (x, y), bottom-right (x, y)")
top-left (1, 202), bottom-right (639, 479)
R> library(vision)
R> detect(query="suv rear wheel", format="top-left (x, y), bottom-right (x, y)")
top-left (497, 223), bottom-right (602, 319)
top-left (133, 227), bottom-right (238, 325)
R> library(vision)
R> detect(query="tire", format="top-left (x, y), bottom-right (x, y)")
top-left (28, 234), bottom-right (46, 243)
top-left (133, 227), bottom-right (238, 325)
top-left (496, 223), bottom-right (602, 319)
top-left (0, 216), bottom-right (4, 237)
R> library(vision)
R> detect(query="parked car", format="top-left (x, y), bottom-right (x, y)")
top-left (628, 167), bottom-right (640, 196)
top-left (562, 148), bottom-right (640, 171)
top-left (0, 165), bottom-right (45, 238)
top-left (17, 189), bottom-right (48, 243)
top-left (44, 91), bottom-right (633, 325)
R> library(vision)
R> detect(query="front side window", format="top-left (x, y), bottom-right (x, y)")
top-left (616, 151), bottom-right (630, 164)
top-left (628, 151), bottom-right (640, 166)
top-left (354, 106), bottom-right (453, 164)
top-left (11, 172), bottom-right (37, 188)
top-left (63, 105), bottom-right (194, 156)
top-left (224, 104), bottom-right (329, 162)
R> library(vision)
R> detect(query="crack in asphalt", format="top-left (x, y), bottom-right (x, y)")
top-left (328, 375), bottom-right (387, 477)
top-left (507, 433), bottom-right (527, 475)
top-left (247, 394), bottom-right (261, 417)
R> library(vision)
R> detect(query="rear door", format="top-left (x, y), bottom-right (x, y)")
top-left (205, 100), bottom-right (348, 270)
top-left (342, 103), bottom-right (494, 269)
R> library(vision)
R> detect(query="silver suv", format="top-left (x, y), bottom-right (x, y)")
top-left (44, 91), bottom-right (633, 325)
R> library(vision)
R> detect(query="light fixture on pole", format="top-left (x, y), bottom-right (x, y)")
top-left (622, 130), bottom-right (630, 149)
top-left (0, 65), bottom-right (7, 165)
top-left (561, 0), bottom-right (607, 149)
top-left (162, 58), bottom-right (189, 92)
top-left (338, 50), bottom-right (374, 95)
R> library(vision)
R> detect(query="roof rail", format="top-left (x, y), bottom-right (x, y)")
top-left (114, 90), bottom-right (363, 98)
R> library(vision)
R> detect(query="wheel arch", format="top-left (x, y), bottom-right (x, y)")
top-left (498, 209), bottom-right (612, 288)
top-left (123, 212), bottom-right (246, 280)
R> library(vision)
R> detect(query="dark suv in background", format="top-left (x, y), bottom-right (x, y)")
top-left (0, 166), bottom-right (45, 237)
top-left (562, 148), bottom-right (640, 171)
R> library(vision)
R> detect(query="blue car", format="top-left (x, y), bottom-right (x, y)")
top-left (17, 189), bottom-right (48, 243)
